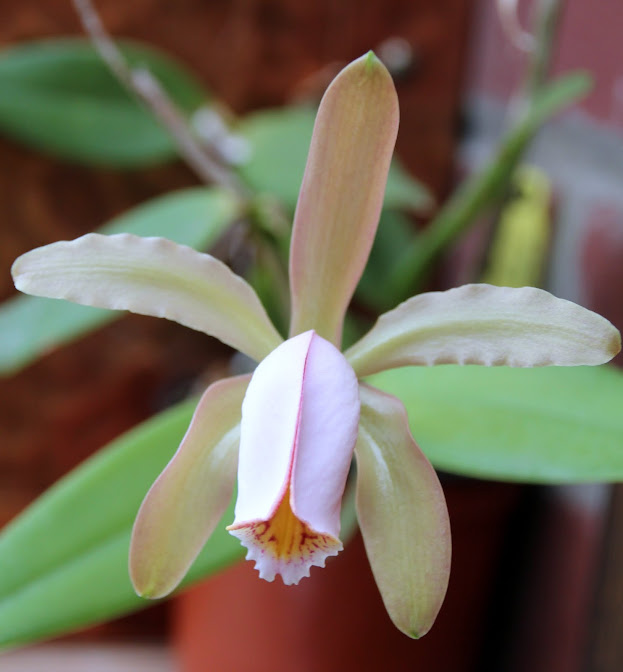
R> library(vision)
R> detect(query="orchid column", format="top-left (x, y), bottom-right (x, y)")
top-left (12, 52), bottom-right (620, 639)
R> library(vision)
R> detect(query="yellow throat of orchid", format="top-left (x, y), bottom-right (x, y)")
top-left (227, 487), bottom-right (342, 585)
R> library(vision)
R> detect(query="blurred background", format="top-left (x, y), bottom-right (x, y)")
top-left (1, 0), bottom-right (622, 670)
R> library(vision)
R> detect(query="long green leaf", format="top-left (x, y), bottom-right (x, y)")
top-left (370, 364), bottom-right (623, 483)
top-left (236, 107), bottom-right (432, 212)
top-left (0, 38), bottom-right (206, 166)
top-left (0, 399), bottom-right (243, 649)
top-left (0, 187), bottom-right (238, 375)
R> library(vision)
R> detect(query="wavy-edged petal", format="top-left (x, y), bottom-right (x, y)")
top-left (355, 383), bottom-right (450, 638)
top-left (12, 233), bottom-right (283, 362)
top-left (129, 374), bottom-right (250, 598)
top-left (289, 52), bottom-right (399, 346)
top-left (228, 330), bottom-right (360, 584)
top-left (346, 284), bottom-right (621, 377)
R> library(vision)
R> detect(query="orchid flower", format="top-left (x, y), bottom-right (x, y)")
top-left (12, 52), bottom-right (621, 638)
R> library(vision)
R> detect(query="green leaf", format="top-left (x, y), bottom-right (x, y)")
top-left (236, 106), bottom-right (431, 211)
top-left (0, 399), bottom-right (244, 649)
top-left (0, 187), bottom-right (238, 375)
top-left (528, 72), bottom-right (592, 128)
top-left (385, 160), bottom-right (434, 213)
top-left (0, 38), bottom-right (206, 166)
top-left (356, 210), bottom-right (417, 311)
top-left (370, 364), bottom-right (623, 483)
top-left (235, 107), bottom-right (313, 209)
top-left (246, 259), bottom-right (289, 339)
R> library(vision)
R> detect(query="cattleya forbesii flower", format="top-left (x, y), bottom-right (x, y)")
top-left (12, 53), bottom-right (621, 638)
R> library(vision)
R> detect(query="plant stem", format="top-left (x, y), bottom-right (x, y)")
top-left (521, 0), bottom-right (563, 103)
top-left (385, 0), bottom-right (573, 302)
top-left (72, 0), bottom-right (250, 201)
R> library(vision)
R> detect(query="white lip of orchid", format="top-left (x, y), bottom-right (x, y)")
top-left (227, 330), bottom-right (360, 584)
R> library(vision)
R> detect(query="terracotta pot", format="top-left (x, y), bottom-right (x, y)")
top-left (174, 480), bottom-right (521, 672)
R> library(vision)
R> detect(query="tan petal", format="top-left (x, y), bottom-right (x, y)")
top-left (356, 383), bottom-right (451, 638)
top-left (129, 374), bottom-right (250, 598)
top-left (12, 233), bottom-right (283, 362)
top-left (346, 284), bottom-right (621, 377)
top-left (289, 52), bottom-right (399, 346)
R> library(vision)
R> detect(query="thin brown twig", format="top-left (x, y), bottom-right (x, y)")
top-left (72, 0), bottom-right (250, 200)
